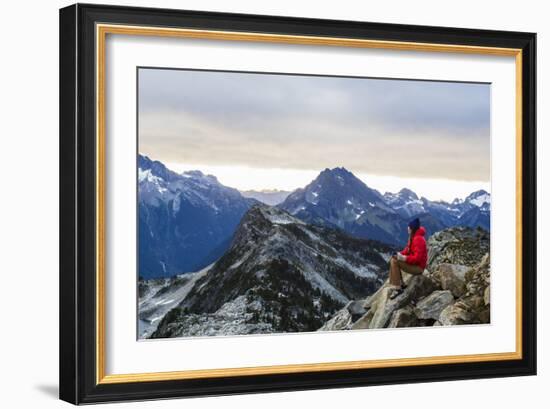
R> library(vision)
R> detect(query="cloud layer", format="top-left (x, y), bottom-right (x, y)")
top-left (139, 68), bottom-right (490, 183)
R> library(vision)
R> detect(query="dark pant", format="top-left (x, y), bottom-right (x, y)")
top-left (389, 257), bottom-right (423, 286)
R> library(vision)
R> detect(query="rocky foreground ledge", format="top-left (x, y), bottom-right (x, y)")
top-left (319, 227), bottom-right (490, 330)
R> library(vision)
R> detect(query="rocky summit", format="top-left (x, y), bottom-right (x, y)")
top-left (279, 167), bottom-right (407, 245)
top-left (319, 226), bottom-right (490, 331)
top-left (147, 204), bottom-right (395, 338)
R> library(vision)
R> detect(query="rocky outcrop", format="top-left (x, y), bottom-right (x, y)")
top-left (432, 263), bottom-right (469, 298)
top-left (319, 226), bottom-right (491, 331)
top-left (388, 306), bottom-right (418, 328)
top-left (318, 306), bottom-right (353, 331)
top-left (414, 291), bottom-right (454, 320)
top-left (427, 227), bottom-right (489, 271)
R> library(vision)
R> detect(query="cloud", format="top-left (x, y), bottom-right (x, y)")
top-left (138, 68), bottom-right (490, 183)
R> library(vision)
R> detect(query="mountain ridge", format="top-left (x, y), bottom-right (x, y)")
top-left (138, 156), bottom-right (490, 279)
top-left (278, 167), bottom-right (406, 245)
top-left (146, 204), bottom-right (395, 338)
top-left (138, 154), bottom-right (256, 279)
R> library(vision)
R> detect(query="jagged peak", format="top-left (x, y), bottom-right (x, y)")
top-left (183, 169), bottom-right (204, 177)
top-left (138, 153), bottom-right (151, 163)
top-left (464, 189), bottom-right (491, 206)
top-left (319, 166), bottom-right (354, 177)
top-left (398, 187), bottom-right (419, 200)
top-left (467, 189), bottom-right (489, 197)
top-left (309, 167), bottom-right (370, 191)
top-left (138, 153), bottom-right (180, 182)
top-left (182, 169), bottom-right (219, 184)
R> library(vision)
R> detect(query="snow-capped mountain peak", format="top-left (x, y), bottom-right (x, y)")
top-left (138, 168), bottom-right (164, 185)
top-left (464, 190), bottom-right (491, 207)
top-left (138, 154), bottom-right (254, 279)
top-left (382, 187), bottom-right (490, 232)
top-left (383, 188), bottom-right (425, 219)
top-left (279, 169), bottom-right (406, 245)
top-left (398, 188), bottom-right (419, 201)
top-left (181, 170), bottom-right (220, 186)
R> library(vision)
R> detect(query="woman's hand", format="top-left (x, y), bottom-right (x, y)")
top-left (396, 253), bottom-right (406, 262)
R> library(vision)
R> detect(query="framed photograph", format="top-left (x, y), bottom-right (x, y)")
top-left (59, 3), bottom-right (537, 404)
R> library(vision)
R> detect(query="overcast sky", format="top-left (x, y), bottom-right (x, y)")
top-left (138, 68), bottom-right (490, 201)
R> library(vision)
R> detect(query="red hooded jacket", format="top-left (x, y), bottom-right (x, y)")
top-left (400, 226), bottom-right (428, 269)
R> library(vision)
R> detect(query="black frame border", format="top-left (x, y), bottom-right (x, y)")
top-left (59, 3), bottom-right (536, 405)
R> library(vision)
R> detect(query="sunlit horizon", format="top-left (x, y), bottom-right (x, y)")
top-left (165, 161), bottom-right (489, 203)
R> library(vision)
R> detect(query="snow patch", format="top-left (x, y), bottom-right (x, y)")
top-left (334, 257), bottom-right (378, 279)
top-left (261, 208), bottom-right (304, 225)
top-left (229, 250), bottom-right (252, 270)
top-left (301, 269), bottom-right (348, 303)
top-left (139, 168), bottom-right (168, 194)
top-left (469, 193), bottom-right (491, 207)
top-left (172, 194), bottom-right (181, 214)
top-left (138, 264), bottom-right (213, 338)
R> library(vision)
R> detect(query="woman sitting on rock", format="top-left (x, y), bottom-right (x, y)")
top-left (388, 217), bottom-right (428, 299)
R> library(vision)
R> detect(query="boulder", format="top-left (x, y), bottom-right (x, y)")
top-left (318, 308), bottom-right (352, 331)
top-left (438, 301), bottom-right (476, 325)
top-left (388, 306), bottom-right (418, 328)
top-left (464, 253), bottom-right (490, 298)
top-left (437, 263), bottom-right (470, 281)
top-left (362, 291), bottom-right (380, 310)
top-left (351, 310), bottom-right (374, 330)
top-left (368, 275), bottom-right (437, 329)
top-left (347, 299), bottom-right (368, 318)
top-left (478, 308), bottom-right (490, 324)
top-left (463, 295), bottom-right (490, 324)
top-left (414, 290), bottom-right (454, 320)
top-left (434, 263), bottom-right (469, 298)
top-left (318, 299), bottom-right (371, 331)
top-left (437, 254), bottom-right (491, 325)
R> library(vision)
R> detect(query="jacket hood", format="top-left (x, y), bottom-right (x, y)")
top-left (414, 226), bottom-right (426, 237)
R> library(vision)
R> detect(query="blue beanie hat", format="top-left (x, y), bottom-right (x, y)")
top-left (408, 217), bottom-right (420, 230)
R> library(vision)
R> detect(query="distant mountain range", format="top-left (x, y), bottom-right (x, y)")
top-left (138, 154), bottom-right (490, 279)
top-left (278, 167), bottom-right (490, 246)
top-left (240, 189), bottom-right (291, 206)
top-left (383, 188), bottom-right (490, 230)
